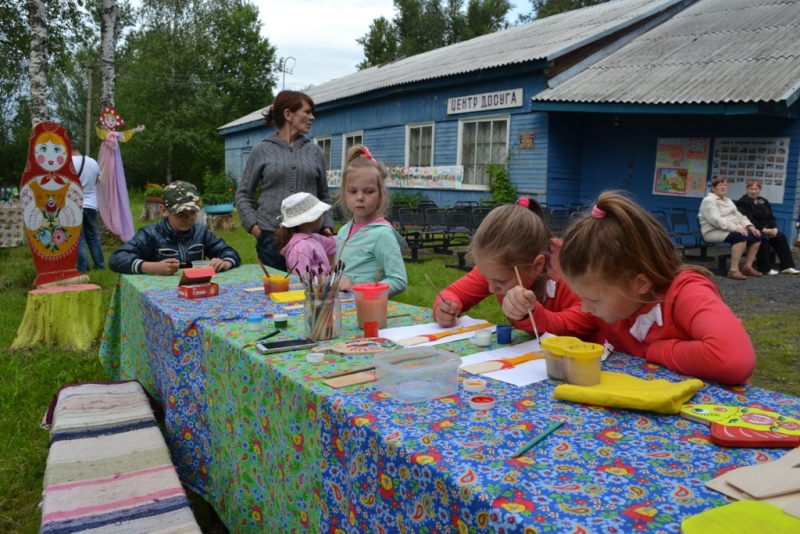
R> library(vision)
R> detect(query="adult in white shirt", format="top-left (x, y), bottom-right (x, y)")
top-left (72, 147), bottom-right (105, 272)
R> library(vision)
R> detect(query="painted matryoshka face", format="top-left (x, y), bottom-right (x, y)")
top-left (35, 141), bottom-right (68, 172)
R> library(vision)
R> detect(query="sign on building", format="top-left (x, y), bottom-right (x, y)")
top-left (711, 138), bottom-right (789, 204)
top-left (447, 89), bottom-right (523, 115)
top-left (652, 138), bottom-right (710, 198)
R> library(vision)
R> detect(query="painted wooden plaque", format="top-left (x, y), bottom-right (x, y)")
top-left (19, 122), bottom-right (83, 287)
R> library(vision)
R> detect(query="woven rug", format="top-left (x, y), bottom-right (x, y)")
top-left (40, 382), bottom-right (201, 533)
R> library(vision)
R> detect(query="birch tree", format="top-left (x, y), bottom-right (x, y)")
top-left (28, 0), bottom-right (48, 125)
top-left (99, 0), bottom-right (119, 108)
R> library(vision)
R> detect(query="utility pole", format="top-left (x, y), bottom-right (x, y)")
top-left (280, 57), bottom-right (295, 91)
top-left (85, 65), bottom-right (93, 155)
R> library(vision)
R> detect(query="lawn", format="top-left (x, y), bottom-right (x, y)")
top-left (1, 191), bottom-right (798, 532)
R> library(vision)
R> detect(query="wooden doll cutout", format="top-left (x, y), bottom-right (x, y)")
top-left (19, 123), bottom-right (84, 287)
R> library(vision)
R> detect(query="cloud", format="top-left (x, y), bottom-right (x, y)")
top-left (250, 0), bottom-right (395, 90)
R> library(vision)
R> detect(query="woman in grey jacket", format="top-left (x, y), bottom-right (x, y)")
top-left (236, 91), bottom-right (333, 270)
top-left (698, 178), bottom-right (763, 280)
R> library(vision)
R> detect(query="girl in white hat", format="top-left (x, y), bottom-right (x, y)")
top-left (274, 192), bottom-right (336, 279)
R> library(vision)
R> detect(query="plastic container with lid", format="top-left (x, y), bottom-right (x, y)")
top-left (352, 282), bottom-right (390, 328)
top-left (562, 342), bottom-right (605, 386)
top-left (266, 275), bottom-right (290, 294)
top-left (374, 347), bottom-right (460, 403)
top-left (246, 314), bottom-right (264, 331)
top-left (540, 336), bottom-right (582, 381)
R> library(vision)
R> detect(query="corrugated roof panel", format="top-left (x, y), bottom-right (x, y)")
top-left (533, 57), bottom-right (800, 103)
top-left (533, 0), bottom-right (800, 105)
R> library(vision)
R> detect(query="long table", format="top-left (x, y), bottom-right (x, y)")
top-left (101, 265), bottom-right (800, 533)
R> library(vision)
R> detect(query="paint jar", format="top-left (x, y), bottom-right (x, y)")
top-left (562, 342), bottom-right (605, 386)
top-left (267, 275), bottom-right (291, 294)
top-left (463, 378), bottom-right (487, 393)
top-left (306, 352), bottom-right (324, 364)
top-left (496, 324), bottom-right (512, 345)
top-left (262, 275), bottom-right (271, 295)
top-left (246, 314), bottom-right (263, 331)
top-left (363, 321), bottom-right (379, 338)
top-left (540, 336), bottom-right (582, 381)
top-left (352, 282), bottom-right (390, 328)
top-left (469, 395), bottom-right (496, 410)
top-left (475, 330), bottom-right (492, 347)
top-left (304, 293), bottom-right (341, 341)
top-left (273, 313), bottom-right (289, 329)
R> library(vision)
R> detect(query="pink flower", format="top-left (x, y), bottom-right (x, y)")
top-left (52, 228), bottom-right (66, 245)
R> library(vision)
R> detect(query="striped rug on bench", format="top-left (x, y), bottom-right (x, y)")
top-left (40, 382), bottom-right (201, 533)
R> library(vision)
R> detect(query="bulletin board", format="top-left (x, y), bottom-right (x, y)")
top-left (653, 137), bottom-right (710, 197)
top-left (711, 137), bottom-right (789, 204)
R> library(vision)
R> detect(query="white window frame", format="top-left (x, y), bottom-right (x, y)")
top-left (405, 122), bottom-right (435, 167)
top-left (456, 113), bottom-right (511, 189)
top-left (315, 136), bottom-right (332, 170)
top-left (342, 130), bottom-right (364, 165)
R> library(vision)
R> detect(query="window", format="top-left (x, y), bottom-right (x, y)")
top-left (342, 131), bottom-right (363, 163)
top-left (406, 124), bottom-right (434, 167)
top-left (459, 116), bottom-right (509, 185)
top-left (316, 137), bottom-right (332, 170)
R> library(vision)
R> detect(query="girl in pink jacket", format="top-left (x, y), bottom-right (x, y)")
top-left (275, 192), bottom-right (336, 279)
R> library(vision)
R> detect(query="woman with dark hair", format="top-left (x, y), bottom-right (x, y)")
top-left (236, 90), bottom-right (333, 270)
top-left (698, 178), bottom-right (763, 280)
top-left (735, 180), bottom-right (799, 275)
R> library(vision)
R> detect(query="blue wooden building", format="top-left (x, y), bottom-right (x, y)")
top-left (218, 0), bottom-right (800, 238)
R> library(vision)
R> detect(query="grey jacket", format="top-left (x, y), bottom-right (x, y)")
top-left (236, 131), bottom-right (333, 235)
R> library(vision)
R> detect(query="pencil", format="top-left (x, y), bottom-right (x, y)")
top-left (511, 419), bottom-right (565, 458)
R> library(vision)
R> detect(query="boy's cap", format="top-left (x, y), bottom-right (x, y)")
top-left (163, 181), bottom-right (202, 214)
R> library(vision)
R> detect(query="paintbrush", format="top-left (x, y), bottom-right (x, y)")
top-left (514, 266), bottom-right (541, 346)
top-left (243, 329), bottom-right (281, 348)
top-left (425, 274), bottom-right (461, 327)
top-left (321, 364), bottom-right (376, 379)
top-left (460, 350), bottom-right (545, 375)
top-left (374, 266), bottom-right (382, 285)
top-left (257, 258), bottom-right (270, 278)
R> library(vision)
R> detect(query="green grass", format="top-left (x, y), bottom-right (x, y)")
top-left (1, 191), bottom-right (798, 532)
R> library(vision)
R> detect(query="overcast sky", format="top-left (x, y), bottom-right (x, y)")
top-left (249, 0), bottom-right (529, 90)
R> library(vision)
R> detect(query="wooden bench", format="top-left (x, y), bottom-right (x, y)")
top-left (40, 382), bottom-right (201, 533)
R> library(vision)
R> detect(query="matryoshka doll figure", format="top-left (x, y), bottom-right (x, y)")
top-left (19, 123), bottom-right (84, 287)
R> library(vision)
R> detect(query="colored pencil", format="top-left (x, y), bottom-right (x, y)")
top-left (512, 419), bottom-right (565, 458)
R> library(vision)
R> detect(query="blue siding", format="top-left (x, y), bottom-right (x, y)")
top-left (510, 112), bottom-right (548, 199)
top-left (547, 112), bottom-right (800, 236)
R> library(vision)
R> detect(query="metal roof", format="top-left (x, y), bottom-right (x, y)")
top-left (532, 0), bottom-right (800, 106)
top-left (219, 0), bottom-right (682, 131)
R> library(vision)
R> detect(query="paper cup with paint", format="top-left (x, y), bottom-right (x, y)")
top-left (352, 282), bottom-right (390, 328)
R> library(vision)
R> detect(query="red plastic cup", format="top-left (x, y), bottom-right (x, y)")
top-left (363, 321), bottom-right (379, 338)
top-left (352, 282), bottom-right (390, 328)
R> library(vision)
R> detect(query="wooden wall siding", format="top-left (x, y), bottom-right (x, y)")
top-left (329, 187), bottom-right (491, 207)
top-left (358, 126), bottom-right (406, 168)
top-left (547, 113), bottom-right (585, 207)
top-left (549, 111), bottom-right (800, 235)
top-left (508, 112), bottom-right (549, 199)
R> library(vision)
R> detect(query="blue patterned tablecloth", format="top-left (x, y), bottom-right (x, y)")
top-left (101, 264), bottom-right (800, 533)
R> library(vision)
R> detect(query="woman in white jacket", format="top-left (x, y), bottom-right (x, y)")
top-left (698, 178), bottom-right (763, 280)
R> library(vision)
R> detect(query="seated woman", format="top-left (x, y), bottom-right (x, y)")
top-left (735, 179), bottom-right (799, 275)
top-left (698, 178), bottom-right (763, 281)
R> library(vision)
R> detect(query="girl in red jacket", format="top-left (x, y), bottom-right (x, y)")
top-left (503, 192), bottom-right (756, 385)
top-left (433, 198), bottom-right (593, 338)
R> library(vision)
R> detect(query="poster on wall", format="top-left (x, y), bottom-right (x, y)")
top-left (653, 138), bottom-right (710, 197)
top-left (711, 137), bottom-right (789, 204)
top-left (327, 166), bottom-right (464, 189)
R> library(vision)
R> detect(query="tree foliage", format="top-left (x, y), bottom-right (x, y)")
top-left (357, 0), bottom-right (513, 70)
top-left (518, 0), bottom-right (611, 23)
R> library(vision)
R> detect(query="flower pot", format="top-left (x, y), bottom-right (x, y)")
top-left (204, 203), bottom-right (234, 214)
top-left (145, 196), bottom-right (163, 204)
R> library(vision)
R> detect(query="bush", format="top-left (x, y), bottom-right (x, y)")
top-left (486, 162), bottom-right (516, 205)
top-left (145, 182), bottom-right (165, 197)
top-left (390, 189), bottom-right (428, 207)
top-left (202, 170), bottom-right (237, 206)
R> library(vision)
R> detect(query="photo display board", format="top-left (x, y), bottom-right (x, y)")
top-left (711, 138), bottom-right (789, 204)
top-left (653, 137), bottom-right (710, 197)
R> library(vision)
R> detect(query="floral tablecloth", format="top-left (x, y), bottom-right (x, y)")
top-left (101, 264), bottom-right (800, 533)
top-left (0, 202), bottom-right (24, 247)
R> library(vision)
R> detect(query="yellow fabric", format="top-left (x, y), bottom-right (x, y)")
top-left (553, 371), bottom-right (704, 415)
top-left (681, 501), bottom-right (800, 534)
top-left (11, 285), bottom-right (103, 351)
top-left (269, 290), bottom-right (305, 303)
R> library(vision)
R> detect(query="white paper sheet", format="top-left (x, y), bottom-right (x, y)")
top-left (459, 337), bottom-right (552, 387)
top-left (379, 316), bottom-right (495, 347)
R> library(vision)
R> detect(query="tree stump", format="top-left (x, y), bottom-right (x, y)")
top-left (206, 213), bottom-right (236, 233)
top-left (11, 284), bottom-right (103, 351)
top-left (139, 200), bottom-right (162, 222)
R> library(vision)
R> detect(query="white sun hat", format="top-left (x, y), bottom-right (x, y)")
top-left (279, 192), bottom-right (331, 228)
